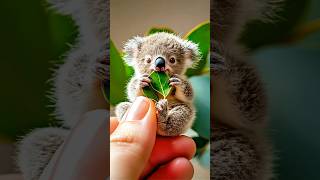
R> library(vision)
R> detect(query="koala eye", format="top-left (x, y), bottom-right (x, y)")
top-left (169, 57), bottom-right (176, 64)
top-left (146, 58), bottom-right (151, 63)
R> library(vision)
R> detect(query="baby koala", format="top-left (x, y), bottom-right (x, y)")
top-left (115, 32), bottom-right (200, 136)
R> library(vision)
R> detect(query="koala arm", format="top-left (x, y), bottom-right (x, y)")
top-left (211, 42), bottom-right (272, 179)
top-left (171, 75), bottom-right (193, 103)
top-left (17, 128), bottom-right (68, 180)
top-left (212, 41), bottom-right (266, 129)
top-left (127, 75), bottom-right (144, 102)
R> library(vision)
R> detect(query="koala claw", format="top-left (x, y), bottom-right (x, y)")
top-left (169, 77), bottom-right (182, 87)
top-left (138, 74), bottom-right (151, 88)
top-left (156, 99), bottom-right (168, 119)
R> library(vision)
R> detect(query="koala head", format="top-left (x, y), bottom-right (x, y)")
top-left (124, 32), bottom-right (200, 76)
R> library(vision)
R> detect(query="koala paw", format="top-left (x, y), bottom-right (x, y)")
top-left (156, 99), bottom-right (168, 122)
top-left (138, 73), bottom-right (151, 88)
top-left (169, 74), bottom-right (182, 87)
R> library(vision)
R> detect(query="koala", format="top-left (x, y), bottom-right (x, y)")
top-left (211, 0), bottom-right (280, 179)
top-left (16, 0), bottom-right (109, 179)
top-left (115, 32), bottom-right (200, 136)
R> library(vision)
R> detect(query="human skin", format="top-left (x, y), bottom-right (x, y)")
top-left (110, 96), bottom-right (196, 180)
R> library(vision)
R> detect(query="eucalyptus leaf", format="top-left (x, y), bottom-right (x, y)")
top-left (240, 0), bottom-right (310, 50)
top-left (147, 27), bottom-right (176, 35)
top-left (149, 71), bottom-right (172, 98)
top-left (101, 81), bottom-right (109, 103)
top-left (143, 86), bottom-right (159, 101)
top-left (110, 40), bottom-right (128, 105)
top-left (185, 22), bottom-right (210, 77)
top-left (193, 136), bottom-right (209, 156)
top-left (197, 144), bottom-right (210, 168)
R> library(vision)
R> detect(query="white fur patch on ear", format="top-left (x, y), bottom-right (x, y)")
top-left (181, 40), bottom-right (201, 68)
top-left (123, 36), bottom-right (145, 66)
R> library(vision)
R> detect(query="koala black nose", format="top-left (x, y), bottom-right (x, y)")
top-left (155, 57), bottom-right (165, 70)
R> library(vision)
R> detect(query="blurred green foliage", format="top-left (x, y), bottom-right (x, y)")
top-left (0, 0), bottom-right (78, 141)
top-left (243, 0), bottom-right (320, 179)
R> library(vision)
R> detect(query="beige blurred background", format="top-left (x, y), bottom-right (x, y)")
top-left (111, 0), bottom-right (210, 49)
top-left (110, 0), bottom-right (210, 179)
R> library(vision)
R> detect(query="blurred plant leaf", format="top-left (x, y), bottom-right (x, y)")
top-left (149, 71), bottom-right (172, 98)
top-left (125, 63), bottom-right (135, 77)
top-left (185, 21), bottom-right (210, 77)
top-left (193, 136), bottom-right (209, 155)
top-left (110, 40), bottom-right (129, 105)
top-left (287, 19), bottom-right (320, 43)
top-left (197, 144), bottom-right (210, 168)
top-left (101, 81), bottom-right (109, 103)
top-left (190, 75), bottom-right (210, 139)
top-left (240, 0), bottom-right (310, 50)
top-left (147, 27), bottom-right (176, 35)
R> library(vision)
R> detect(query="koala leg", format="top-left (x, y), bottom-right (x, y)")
top-left (17, 127), bottom-right (69, 180)
top-left (156, 99), bottom-right (194, 136)
top-left (211, 126), bottom-right (273, 180)
top-left (115, 102), bottom-right (132, 120)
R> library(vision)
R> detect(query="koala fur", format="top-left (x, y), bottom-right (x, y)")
top-left (17, 0), bottom-right (108, 179)
top-left (211, 0), bottom-right (280, 179)
top-left (115, 32), bottom-right (199, 136)
top-left (15, 0), bottom-right (279, 179)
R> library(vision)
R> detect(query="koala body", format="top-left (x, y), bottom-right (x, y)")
top-left (211, 0), bottom-right (279, 179)
top-left (116, 32), bottom-right (200, 136)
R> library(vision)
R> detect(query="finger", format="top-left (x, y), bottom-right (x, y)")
top-left (110, 96), bottom-right (157, 180)
top-left (40, 110), bottom-right (108, 180)
top-left (148, 157), bottom-right (194, 180)
top-left (110, 117), bottom-right (119, 134)
top-left (141, 136), bottom-right (196, 177)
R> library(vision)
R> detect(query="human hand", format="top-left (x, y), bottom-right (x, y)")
top-left (110, 96), bottom-right (196, 180)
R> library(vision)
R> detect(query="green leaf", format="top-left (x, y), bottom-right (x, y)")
top-left (193, 136), bottom-right (209, 156)
top-left (190, 75), bottom-right (210, 139)
top-left (110, 40), bottom-right (128, 105)
top-left (185, 22), bottom-right (210, 77)
top-left (125, 63), bottom-right (135, 77)
top-left (149, 71), bottom-right (172, 98)
top-left (101, 81), bottom-right (109, 103)
top-left (240, 0), bottom-right (310, 50)
top-left (147, 27), bottom-right (176, 35)
top-left (197, 144), bottom-right (210, 168)
top-left (143, 86), bottom-right (159, 101)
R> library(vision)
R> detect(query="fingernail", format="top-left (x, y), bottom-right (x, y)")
top-left (124, 96), bottom-right (150, 121)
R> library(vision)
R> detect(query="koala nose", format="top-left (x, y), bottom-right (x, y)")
top-left (155, 57), bottom-right (165, 71)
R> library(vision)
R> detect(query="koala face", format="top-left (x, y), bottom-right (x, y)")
top-left (124, 32), bottom-right (200, 76)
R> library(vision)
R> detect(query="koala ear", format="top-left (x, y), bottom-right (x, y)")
top-left (123, 36), bottom-right (145, 66)
top-left (182, 40), bottom-right (201, 68)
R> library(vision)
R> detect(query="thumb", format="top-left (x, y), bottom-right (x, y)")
top-left (110, 96), bottom-right (157, 180)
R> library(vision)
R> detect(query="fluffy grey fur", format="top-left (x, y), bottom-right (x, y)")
top-left (16, 0), bottom-right (279, 179)
top-left (17, 128), bottom-right (68, 180)
top-left (116, 32), bottom-right (199, 136)
top-left (211, 0), bottom-right (279, 179)
top-left (17, 0), bottom-right (109, 179)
